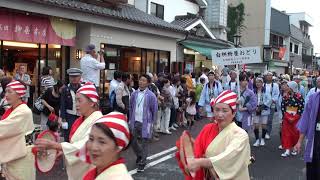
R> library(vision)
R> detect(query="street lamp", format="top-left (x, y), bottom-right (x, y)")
top-left (290, 54), bottom-right (294, 75)
top-left (233, 34), bottom-right (241, 48)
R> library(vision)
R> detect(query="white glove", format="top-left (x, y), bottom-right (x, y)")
top-left (61, 122), bottom-right (68, 130)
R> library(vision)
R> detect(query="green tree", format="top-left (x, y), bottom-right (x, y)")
top-left (227, 3), bottom-right (246, 42)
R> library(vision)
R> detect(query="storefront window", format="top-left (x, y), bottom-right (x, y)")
top-left (40, 44), bottom-right (62, 80)
top-left (3, 41), bottom-right (38, 81)
top-left (159, 51), bottom-right (170, 73)
top-left (146, 50), bottom-right (156, 73)
top-left (102, 43), bottom-right (170, 76)
top-left (2, 41), bottom-right (63, 101)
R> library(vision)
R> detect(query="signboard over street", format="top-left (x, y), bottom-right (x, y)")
top-left (212, 47), bottom-right (261, 66)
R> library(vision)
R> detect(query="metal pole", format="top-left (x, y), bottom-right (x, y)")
top-left (37, 44), bottom-right (41, 96)
top-left (0, 40), bottom-right (3, 69)
top-left (235, 63), bottom-right (241, 99)
top-left (45, 44), bottom-right (49, 67)
top-left (291, 60), bottom-right (293, 75)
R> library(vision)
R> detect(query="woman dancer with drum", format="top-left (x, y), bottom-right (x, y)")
top-left (78, 112), bottom-right (133, 180)
top-left (177, 90), bottom-right (251, 180)
top-left (0, 80), bottom-right (35, 180)
top-left (36, 82), bottom-right (103, 180)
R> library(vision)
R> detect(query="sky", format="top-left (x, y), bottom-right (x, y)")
top-left (271, 0), bottom-right (320, 54)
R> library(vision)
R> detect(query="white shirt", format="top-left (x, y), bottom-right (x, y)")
top-left (80, 54), bottom-right (105, 86)
top-left (230, 81), bottom-right (237, 92)
top-left (15, 73), bottom-right (31, 98)
top-left (200, 73), bottom-right (209, 84)
top-left (169, 85), bottom-right (179, 109)
top-left (109, 79), bottom-right (120, 95)
top-left (135, 89), bottom-right (146, 123)
top-left (257, 91), bottom-right (262, 105)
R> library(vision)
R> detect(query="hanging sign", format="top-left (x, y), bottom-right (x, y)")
top-left (212, 47), bottom-right (261, 66)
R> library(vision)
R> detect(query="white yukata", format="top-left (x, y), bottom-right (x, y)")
top-left (61, 111), bottom-right (103, 180)
top-left (205, 122), bottom-right (251, 180)
top-left (93, 163), bottom-right (133, 180)
top-left (0, 104), bottom-right (35, 180)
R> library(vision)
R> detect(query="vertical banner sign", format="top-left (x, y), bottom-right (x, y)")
top-left (279, 47), bottom-right (286, 60)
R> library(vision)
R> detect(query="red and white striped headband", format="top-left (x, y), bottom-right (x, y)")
top-left (95, 112), bottom-right (130, 150)
top-left (76, 82), bottom-right (99, 103)
top-left (76, 112), bottom-right (130, 164)
top-left (210, 90), bottom-right (237, 110)
top-left (6, 80), bottom-right (26, 98)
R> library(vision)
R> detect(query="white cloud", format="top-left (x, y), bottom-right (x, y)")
top-left (271, 0), bottom-right (320, 53)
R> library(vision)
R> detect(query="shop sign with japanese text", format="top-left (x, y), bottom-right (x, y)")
top-left (212, 47), bottom-right (261, 66)
top-left (0, 11), bottom-right (76, 46)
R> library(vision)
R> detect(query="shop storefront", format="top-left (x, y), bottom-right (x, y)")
top-left (101, 44), bottom-right (170, 80)
top-left (268, 60), bottom-right (289, 75)
top-left (0, 9), bottom-right (76, 98)
top-left (1, 0), bottom-right (185, 96)
top-left (176, 36), bottom-right (233, 75)
top-left (73, 22), bottom-right (182, 94)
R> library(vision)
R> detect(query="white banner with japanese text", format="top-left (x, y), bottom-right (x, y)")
top-left (212, 47), bottom-right (261, 66)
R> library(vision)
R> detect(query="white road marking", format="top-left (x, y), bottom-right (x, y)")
top-left (146, 147), bottom-right (177, 161)
top-left (129, 152), bottom-right (176, 175)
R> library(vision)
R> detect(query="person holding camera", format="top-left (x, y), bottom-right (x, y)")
top-left (80, 44), bottom-right (106, 89)
top-left (253, 77), bottom-right (273, 147)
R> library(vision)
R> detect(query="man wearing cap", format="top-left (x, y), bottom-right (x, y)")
top-left (80, 44), bottom-right (105, 89)
top-left (264, 71), bottom-right (280, 139)
top-left (293, 75), bottom-right (306, 99)
top-left (59, 68), bottom-right (82, 142)
top-left (305, 77), bottom-right (320, 105)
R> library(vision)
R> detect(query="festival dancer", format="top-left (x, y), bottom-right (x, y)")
top-left (80, 112), bottom-right (133, 180)
top-left (0, 80), bottom-right (35, 180)
top-left (176, 90), bottom-right (251, 180)
top-left (35, 82), bottom-right (103, 180)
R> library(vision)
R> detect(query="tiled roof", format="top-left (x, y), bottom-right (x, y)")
top-left (290, 25), bottom-right (303, 42)
top-left (171, 15), bottom-right (200, 29)
top-left (29, 0), bottom-right (186, 32)
top-left (186, 35), bottom-right (233, 48)
top-left (303, 37), bottom-right (313, 48)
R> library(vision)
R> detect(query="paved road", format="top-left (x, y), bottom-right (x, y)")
top-left (37, 118), bottom-right (306, 180)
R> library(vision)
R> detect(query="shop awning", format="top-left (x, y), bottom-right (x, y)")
top-left (181, 42), bottom-right (213, 58)
top-left (181, 36), bottom-right (233, 59)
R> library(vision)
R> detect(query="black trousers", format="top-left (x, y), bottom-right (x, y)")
top-left (307, 159), bottom-right (320, 180)
top-left (131, 122), bottom-right (149, 166)
top-left (169, 108), bottom-right (177, 127)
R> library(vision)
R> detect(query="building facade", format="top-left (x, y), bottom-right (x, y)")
top-left (0, 0), bottom-right (186, 96)
top-left (289, 24), bottom-right (304, 74)
top-left (288, 12), bottom-right (314, 73)
top-left (204, 0), bottom-right (228, 40)
top-left (133, 0), bottom-right (232, 74)
top-left (267, 8), bottom-right (290, 75)
top-left (228, 0), bottom-right (273, 73)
